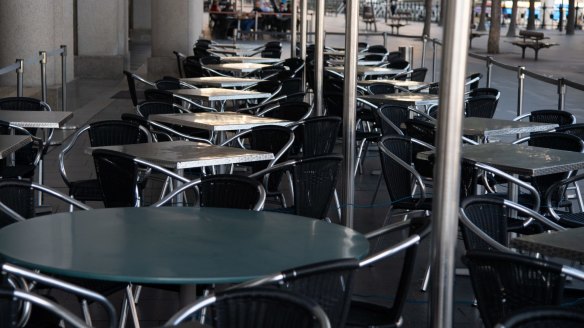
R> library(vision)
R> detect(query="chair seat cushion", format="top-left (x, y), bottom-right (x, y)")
top-left (69, 179), bottom-right (103, 201)
top-left (346, 297), bottom-right (399, 328)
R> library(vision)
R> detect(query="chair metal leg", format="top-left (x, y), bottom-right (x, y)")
top-left (123, 284), bottom-right (140, 328)
top-left (354, 140), bottom-right (368, 176)
top-left (334, 188), bottom-right (342, 223)
top-left (421, 264), bottom-right (431, 292)
top-left (370, 174), bottom-right (383, 205)
top-left (81, 299), bottom-right (92, 326)
top-left (574, 182), bottom-right (584, 211)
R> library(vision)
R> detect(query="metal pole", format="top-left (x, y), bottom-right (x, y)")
top-left (291, 0), bottom-right (298, 58)
top-left (431, 39), bottom-right (437, 82)
top-left (421, 35), bottom-right (427, 68)
top-left (430, 0), bottom-right (471, 326)
top-left (300, 0), bottom-right (308, 92)
top-left (16, 59), bottom-right (24, 97)
top-left (40, 51), bottom-right (48, 103)
top-left (558, 78), bottom-right (566, 110)
top-left (420, 35), bottom-right (426, 68)
top-left (61, 45), bottom-right (67, 112)
top-left (486, 56), bottom-right (493, 88)
top-left (314, 0), bottom-right (325, 116)
top-left (383, 31), bottom-right (387, 48)
top-left (517, 66), bottom-right (525, 117)
top-left (342, 0), bottom-right (359, 228)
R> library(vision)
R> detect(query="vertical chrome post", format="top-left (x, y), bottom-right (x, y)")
top-left (16, 59), bottom-right (24, 97)
top-left (517, 66), bottom-right (525, 117)
top-left (300, 0), bottom-right (308, 92)
top-left (431, 38), bottom-right (437, 82)
top-left (314, 0), bottom-right (325, 115)
top-left (486, 56), bottom-right (493, 88)
top-left (430, 0), bottom-right (471, 327)
top-left (291, 0), bottom-right (298, 58)
top-left (421, 35), bottom-right (427, 68)
top-left (40, 51), bottom-right (48, 103)
top-left (558, 78), bottom-right (566, 110)
top-left (61, 45), bottom-right (67, 112)
top-left (342, 0), bottom-right (359, 228)
top-left (383, 31), bottom-right (388, 48)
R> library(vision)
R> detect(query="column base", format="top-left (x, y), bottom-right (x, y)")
top-left (147, 56), bottom-right (179, 77)
top-left (75, 55), bottom-right (124, 79)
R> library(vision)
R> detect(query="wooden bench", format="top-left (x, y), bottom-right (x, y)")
top-left (387, 18), bottom-right (406, 35)
top-left (510, 30), bottom-right (558, 60)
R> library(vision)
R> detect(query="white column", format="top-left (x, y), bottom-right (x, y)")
top-left (148, 0), bottom-right (203, 77)
top-left (132, 0), bottom-right (152, 42)
top-left (76, 0), bottom-right (128, 78)
top-left (0, 0), bottom-right (74, 87)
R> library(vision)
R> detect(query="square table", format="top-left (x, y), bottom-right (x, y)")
top-left (87, 140), bottom-right (274, 171)
top-left (462, 117), bottom-right (558, 138)
top-left (208, 48), bottom-right (258, 56)
top-left (326, 66), bottom-right (406, 79)
top-left (328, 59), bottom-right (386, 66)
top-left (150, 112), bottom-right (291, 143)
top-left (359, 93), bottom-right (439, 107)
top-left (460, 143), bottom-right (584, 177)
top-left (0, 110), bottom-right (73, 128)
top-left (358, 79), bottom-right (432, 91)
top-left (204, 63), bottom-right (270, 75)
top-left (511, 227), bottom-right (584, 262)
top-left (220, 56), bottom-right (282, 64)
top-left (169, 88), bottom-right (271, 112)
top-left (0, 135), bottom-right (32, 160)
top-left (180, 77), bottom-right (263, 88)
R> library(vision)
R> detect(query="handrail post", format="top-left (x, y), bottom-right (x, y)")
top-left (40, 51), bottom-right (48, 103)
top-left (421, 35), bottom-right (427, 68)
top-left (517, 66), bottom-right (525, 117)
top-left (16, 59), bottom-right (24, 97)
top-left (557, 78), bottom-right (566, 111)
top-left (486, 56), bottom-right (493, 88)
top-left (61, 45), bottom-right (67, 112)
top-left (431, 38), bottom-right (438, 82)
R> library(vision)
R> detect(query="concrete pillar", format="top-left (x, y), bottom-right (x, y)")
top-left (148, 0), bottom-right (204, 77)
top-left (0, 0), bottom-right (74, 87)
top-left (76, 0), bottom-right (128, 79)
top-left (132, 0), bottom-right (152, 42)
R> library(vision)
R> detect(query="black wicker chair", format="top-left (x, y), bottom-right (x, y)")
top-left (465, 72), bottom-right (483, 91)
top-left (257, 101), bottom-right (313, 122)
top-left (366, 83), bottom-right (396, 95)
top-left (59, 120), bottom-right (152, 207)
top-left (288, 116), bottom-right (341, 159)
top-left (0, 97), bottom-right (53, 180)
top-left (346, 216), bottom-right (432, 328)
top-left (249, 155), bottom-right (343, 220)
top-left (468, 87), bottom-right (500, 98)
top-left (462, 250), bottom-right (584, 328)
top-left (123, 71), bottom-right (156, 107)
top-left (459, 196), bottom-right (564, 254)
top-left (91, 149), bottom-right (190, 208)
top-left (514, 109), bottom-right (576, 126)
top-left (496, 306), bottom-right (584, 328)
top-left (153, 174), bottom-right (266, 211)
top-left (378, 135), bottom-right (434, 223)
top-left (237, 258), bottom-right (360, 328)
top-left (164, 287), bottom-right (331, 327)
top-left (0, 121), bottom-right (44, 180)
top-left (409, 67), bottom-right (428, 82)
top-left (465, 94), bottom-right (499, 118)
top-left (277, 58), bottom-right (305, 78)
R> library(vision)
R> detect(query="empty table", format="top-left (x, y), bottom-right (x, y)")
top-left (511, 227), bottom-right (584, 262)
top-left (462, 117), bottom-right (557, 138)
top-left (204, 63), bottom-right (270, 75)
top-left (0, 135), bottom-right (32, 159)
top-left (150, 112), bottom-right (291, 143)
top-left (87, 140), bottom-right (274, 171)
top-left (460, 143), bottom-right (584, 177)
top-left (0, 207), bottom-right (369, 284)
top-left (180, 77), bottom-right (263, 88)
top-left (359, 93), bottom-right (439, 107)
top-left (358, 80), bottom-right (432, 91)
top-left (0, 110), bottom-right (73, 128)
top-left (326, 66), bottom-right (405, 79)
top-left (169, 88), bottom-right (271, 111)
top-left (220, 57), bottom-right (282, 64)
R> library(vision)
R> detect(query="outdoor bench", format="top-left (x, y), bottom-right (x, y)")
top-left (510, 30), bottom-right (558, 60)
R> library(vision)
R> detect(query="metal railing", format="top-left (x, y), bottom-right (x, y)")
top-left (422, 35), bottom-right (584, 116)
top-left (0, 45), bottom-right (68, 111)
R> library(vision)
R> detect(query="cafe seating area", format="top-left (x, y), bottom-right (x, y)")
top-left (2, 15), bottom-right (584, 328)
